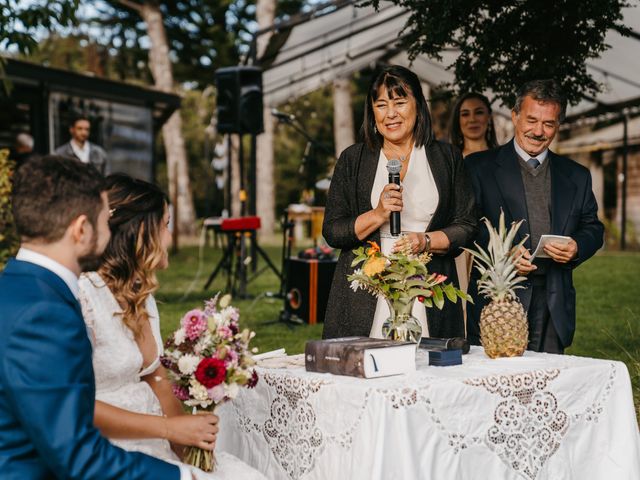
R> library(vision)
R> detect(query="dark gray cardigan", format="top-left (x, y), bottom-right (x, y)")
top-left (321, 140), bottom-right (478, 339)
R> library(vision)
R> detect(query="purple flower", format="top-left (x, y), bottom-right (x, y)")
top-left (172, 384), bottom-right (190, 401)
top-left (203, 294), bottom-right (220, 317)
top-left (224, 349), bottom-right (239, 367)
top-left (247, 370), bottom-right (259, 388)
top-left (160, 357), bottom-right (174, 369)
top-left (181, 309), bottom-right (207, 340)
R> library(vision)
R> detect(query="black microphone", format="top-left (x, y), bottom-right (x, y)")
top-left (271, 109), bottom-right (295, 123)
top-left (386, 159), bottom-right (402, 236)
top-left (419, 337), bottom-right (470, 354)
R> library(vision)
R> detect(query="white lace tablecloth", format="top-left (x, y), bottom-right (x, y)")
top-left (217, 347), bottom-right (640, 480)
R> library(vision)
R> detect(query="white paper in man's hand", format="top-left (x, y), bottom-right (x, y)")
top-left (530, 235), bottom-right (572, 260)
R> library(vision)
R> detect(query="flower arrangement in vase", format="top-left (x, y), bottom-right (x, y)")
top-left (348, 240), bottom-right (469, 343)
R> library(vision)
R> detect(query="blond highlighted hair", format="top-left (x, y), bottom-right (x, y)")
top-left (98, 174), bottom-right (168, 338)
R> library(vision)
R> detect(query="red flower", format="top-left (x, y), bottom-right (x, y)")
top-left (194, 358), bottom-right (227, 388)
top-left (247, 369), bottom-right (259, 389)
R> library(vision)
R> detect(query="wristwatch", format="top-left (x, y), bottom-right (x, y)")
top-left (423, 232), bottom-right (431, 252)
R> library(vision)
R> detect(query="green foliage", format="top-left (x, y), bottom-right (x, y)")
top-left (0, 149), bottom-right (19, 269)
top-left (567, 252), bottom-right (640, 419)
top-left (347, 240), bottom-right (468, 309)
top-left (0, 0), bottom-right (79, 55)
top-left (273, 85), bottom-right (337, 212)
top-left (92, 0), bottom-right (304, 87)
top-left (22, 33), bottom-right (151, 84)
top-left (366, 0), bottom-right (631, 107)
top-left (0, 0), bottom-right (79, 93)
top-left (177, 89), bottom-right (218, 218)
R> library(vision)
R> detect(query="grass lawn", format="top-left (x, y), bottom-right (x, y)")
top-left (156, 244), bottom-right (640, 417)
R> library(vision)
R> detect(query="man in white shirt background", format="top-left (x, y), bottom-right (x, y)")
top-left (55, 114), bottom-right (109, 174)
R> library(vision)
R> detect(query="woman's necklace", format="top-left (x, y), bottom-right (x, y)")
top-left (383, 143), bottom-right (413, 162)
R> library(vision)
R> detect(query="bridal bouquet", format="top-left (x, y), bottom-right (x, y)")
top-left (348, 240), bottom-right (470, 342)
top-left (161, 294), bottom-right (258, 472)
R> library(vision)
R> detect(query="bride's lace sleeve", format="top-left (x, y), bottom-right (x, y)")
top-left (146, 294), bottom-right (164, 356)
top-left (78, 276), bottom-right (98, 346)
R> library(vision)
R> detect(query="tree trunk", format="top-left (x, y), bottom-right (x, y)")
top-left (332, 76), bottom-right (355, 159)
top-left (255, 0), bottom-right (276, 236)
top-left (137, 2), bottom-right (196, 235)
top-left (230, 134), bottom-right (241, 217)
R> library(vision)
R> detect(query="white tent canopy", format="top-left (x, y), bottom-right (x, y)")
top-left (259, 0), bottom-right (640, 120)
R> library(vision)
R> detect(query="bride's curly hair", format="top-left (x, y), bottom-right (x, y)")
top-left (98, 174), bottom-right (169, 338)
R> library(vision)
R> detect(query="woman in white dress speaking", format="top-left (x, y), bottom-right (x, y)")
top-left (79, 174), bottom-right (264, 480)
top-left (322, 65), bottom-right (478, 340)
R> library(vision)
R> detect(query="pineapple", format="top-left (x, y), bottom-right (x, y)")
top-left (464, 212), bottom-right (529, 358)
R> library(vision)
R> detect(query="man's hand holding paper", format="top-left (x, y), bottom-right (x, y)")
top-left (543, 237), bottom-right (578, 263)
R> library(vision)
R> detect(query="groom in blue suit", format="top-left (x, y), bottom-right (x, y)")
top-left (465, 80), bottom-right (604, 354)
top-left (0, 156), bottom-right (183, 479)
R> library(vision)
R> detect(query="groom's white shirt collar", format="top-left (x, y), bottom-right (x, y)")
top-left (16, 248), bottom-right (80, 299)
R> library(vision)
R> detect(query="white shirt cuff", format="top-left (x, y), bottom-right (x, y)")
top-left (178, 464), bottom-right (192, 480)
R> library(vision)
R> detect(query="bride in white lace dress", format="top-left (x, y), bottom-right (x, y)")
top-left (78, 174), bottom-right (265, 480)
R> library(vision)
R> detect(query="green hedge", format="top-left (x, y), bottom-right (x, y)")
top-left (0, 149), bottom-right (19, 270)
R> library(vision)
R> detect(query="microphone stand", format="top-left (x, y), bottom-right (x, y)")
top-left (269, 115), bottom-right (335, 327)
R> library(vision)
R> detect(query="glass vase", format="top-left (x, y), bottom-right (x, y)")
top-left (381, 299), bottom-right (423, 344)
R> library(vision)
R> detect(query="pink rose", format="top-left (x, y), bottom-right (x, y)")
top-left (207, 384), bottom-right (226, 403)
top-left (217, 325), bottom-right (233, 339)
top-left (181, 309), bottom-right (207, 340)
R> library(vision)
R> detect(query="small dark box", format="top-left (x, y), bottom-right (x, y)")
top-left (428, 349), bottom-right (462, 366)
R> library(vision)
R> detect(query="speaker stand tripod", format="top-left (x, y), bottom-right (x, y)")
top-left (204, 218), bottom-right (281, 299)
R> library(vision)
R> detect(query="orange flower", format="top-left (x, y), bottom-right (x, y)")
top-left (363, 256), bottom-right (386, 276)
top-left (366, 241), bottom-right (381, 256)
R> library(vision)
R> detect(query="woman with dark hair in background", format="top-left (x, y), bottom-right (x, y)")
top-left (449, 92), bottom-right (499, 326)
top-left (322, 65), bottom-right (477, 341)
top-left (78, 174), bottom-right (265, 480)
top-left (449, 92), bottom-right (498, 157)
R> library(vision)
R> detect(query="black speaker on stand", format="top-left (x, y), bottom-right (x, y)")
top-left (212, 66), bottom-right (274, 296)
top-left (215, 66), bottom-right (264, 135)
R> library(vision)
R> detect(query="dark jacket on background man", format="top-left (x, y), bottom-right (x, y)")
top-left (55, 141), bottom-right (108, 175)
top-left (322, 140), bottom-right (478, 340)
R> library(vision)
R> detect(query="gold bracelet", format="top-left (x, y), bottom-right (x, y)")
top-left (161, 415), bottom-right (169, 440)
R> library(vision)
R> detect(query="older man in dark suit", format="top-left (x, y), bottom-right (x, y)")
top-left (465, 80), bottom-right (604, 354)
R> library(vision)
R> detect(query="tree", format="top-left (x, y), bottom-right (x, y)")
top-left (92, 1), bottom-right (304, 233)
top-left (89, 1), bottom-right (198, 235)
top-left (0, 0), bottom-right (79, 89)
top-left (0, 0), bottom-right (78, 54)
top-left (368, 0), bottom-right (631, 107)
top-left (256, 0), bottom-right (276, 235)
top-left (332, 76), bottom-right (355, 158)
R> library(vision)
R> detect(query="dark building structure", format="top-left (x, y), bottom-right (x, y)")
top-left (1, 58), bottom-right (180, 181)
